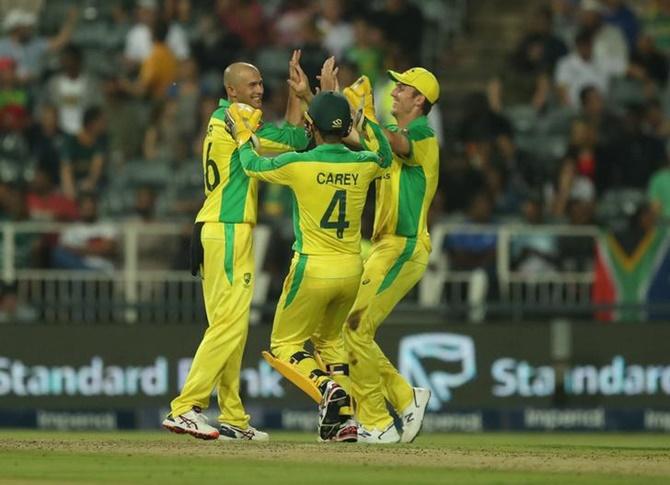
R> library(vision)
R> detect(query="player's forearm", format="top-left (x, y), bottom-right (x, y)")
top-left (239, 142), bottom-right (277, 179)
top-left (285, 90), bottom-right (304, 126)
top-left (383, 127), bottom-right (411, 158)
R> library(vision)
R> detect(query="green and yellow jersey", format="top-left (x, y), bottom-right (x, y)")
top-left (195, 99), bottom-right (308, 224)
top-left (368, 116), bottom-right (439, 242)
top-left (239, 142), bottom-right (390, 255)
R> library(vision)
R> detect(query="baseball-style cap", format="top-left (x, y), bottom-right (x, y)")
top-left (387, 67), bottom-right (440, 104)
top-left (306, 91), bottom-right (352, 135)
top-left (3, 9), bottom-right (37, 32)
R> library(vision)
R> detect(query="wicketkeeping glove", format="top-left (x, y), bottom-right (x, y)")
top-left (342, 75), bottom-right (378, 132)
top-left (224, 103), bottom-right (262, 147)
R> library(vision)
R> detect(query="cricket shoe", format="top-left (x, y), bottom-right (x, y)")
top-left (318, 380), bottom-right (353, 441)
top-left (357, 422), bottom-right (400, 444)
top-left (318, 418), bottom-right (358, 443)
top-left (400, 387), bottom-right (431, 443)
top-left (219, 423), bottom-right (269, 441)
top-left (162, 407), bottom-right (220, 440)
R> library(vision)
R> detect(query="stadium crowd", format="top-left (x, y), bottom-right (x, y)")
top-left (0, 0), bottom-right (669, 312)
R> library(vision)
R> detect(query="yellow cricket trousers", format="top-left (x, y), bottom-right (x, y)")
top-left (171, 222), bottom-right (254, 427)
top-left (271, 252), bottom-right (363, 394)
top-left (343, 234), bottom-right (430, 429)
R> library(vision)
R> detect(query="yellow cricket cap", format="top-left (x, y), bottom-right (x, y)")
top-left (387, 67), bottom-right (440, 104)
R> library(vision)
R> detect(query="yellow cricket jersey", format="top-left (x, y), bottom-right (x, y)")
top-left (195, 99), bottom-right (308, 224)
top-left (370, 116), bottom-right (439, 242)
top-left (239, 142), bottom-right (391, 255)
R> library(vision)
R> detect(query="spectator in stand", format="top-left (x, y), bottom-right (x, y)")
top-left (505, 6), bottom-right (567, 108)
top-left (602, 0), bottom-right (640, 50)
top-left (0, 281), bottom-right (37, 324)
top-left (26, 104), bottom-right (64, 185)
top-left (166, 57), bottom-right (202, 156)
top-left (51, 192), bottom-right (119, 271)
top-left (0, 7), bottom-right (78, 84)
top-left (293, 17), bottom-right (330, 87)
top-left (344, 15), bottom-right (385, 86)
top-left (641, 0), bottom-right (670, 53)
top-left (45, 44), bottom-right (102, 136)
top-left (122, 20), bottom-right (178, 101)
top-left (143, 98), bottom-right (182, 162)
top-left (101, 73), bottom-right (144, 165)
top-left (216, 0), bottom-right (267, 53)
top-left (557, 177), bottom-right (596, 272)
top-left (443, 190), bottom-right (499, 312)
top-left (603, 103), bottom-right (666, 191)
top-left (0, 184), bottom-right (41, 269)
top-left (377, 0), bottom-right (424, 61)
top-left (164, 0), bottom-right (199, 46)
top-left (551, 0), bottom-right (579, 45)
top-left (628, 33), bottom-right (669, 91)
top-left (60, 106), bottom-right (107, 200)
top-left (578, 85), bottom-right (625, 148)
top-left (274, 0), bottom-right (314, 48)
top-left (26, 166), bottom-right (78, 222)
top-left (648, 157), bottom-right (670, 220)
top-left (555, 29), bottom-right (609, 107)
top-left (124, 0), bottom-right (190, 67)
top-left (191, 10), bottom-right (243, 73)
top-left (577, 0), bottom-right (629, 78)
top-left (511, 191), bottom-right (559, 277)
top-left (0, 56), bottom-right (30, 130)
top-left (316, 0), bottom-right (354, 58)
top-left (554, 119), bottom-right (610, 204)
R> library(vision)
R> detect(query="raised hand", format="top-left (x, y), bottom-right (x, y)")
top-left (317, 56), bottom-right (339, 92)
top-left (287, 49), bottom-right (313, 101)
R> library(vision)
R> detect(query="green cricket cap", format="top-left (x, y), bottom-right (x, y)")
top-left (306, 91), bottom-right (352, 135)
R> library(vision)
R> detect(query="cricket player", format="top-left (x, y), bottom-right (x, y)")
top-left (341, 68), bottom-right (440, 444)
top-left (226, 91), bottom-right (392, 442)
top-left (162, 58), bottom-right (308, 441)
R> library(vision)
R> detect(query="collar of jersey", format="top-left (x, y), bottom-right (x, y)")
top-left (218, 98), bottom-right (231, 108)
top-left (313, 143), bottom-right (348, 152)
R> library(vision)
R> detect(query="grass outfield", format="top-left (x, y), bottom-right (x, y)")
top-left (1, 431), bottom-right (669, 484)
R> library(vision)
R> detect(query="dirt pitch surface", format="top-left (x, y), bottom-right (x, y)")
top-left (1, 431), bottom-right (669, 484)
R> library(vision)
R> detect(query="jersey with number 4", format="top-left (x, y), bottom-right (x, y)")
top-left (239, 143), bottom-right (390, 255)
top-left (195, 98), bottom-right (308, 224)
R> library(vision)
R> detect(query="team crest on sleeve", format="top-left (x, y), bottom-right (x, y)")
top-left (243, 272), bottom-right (252, 286)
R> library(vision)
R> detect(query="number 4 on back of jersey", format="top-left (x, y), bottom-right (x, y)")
top-left (320, 190), bottom-right (350, 239)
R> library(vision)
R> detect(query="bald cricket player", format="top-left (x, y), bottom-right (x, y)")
top-left (225, 91), bottom-right (392, 442)
top-left (341, 68), bottom-right (440, 444)
top-left (162, 56), bottom-right (309, 441)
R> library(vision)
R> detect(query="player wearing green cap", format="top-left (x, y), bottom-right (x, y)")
top-left (225, 90), bottom-right (392, 442)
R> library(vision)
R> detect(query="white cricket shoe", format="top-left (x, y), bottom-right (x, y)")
top-left (400, 387), bottom-right (431, 443)
top-left (318, 418), bottom-right (358, 443)
top-left (218, 423), bottom-right (269, 441)
top-left (162, 407), bottom-right (220, 440)
top-left (357, 422), bottom-right (400, 444)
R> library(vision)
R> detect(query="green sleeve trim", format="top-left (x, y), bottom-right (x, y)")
top-left (290, 189), bottom-right (303, 252)
top-left (218, 149), bottom-right (250, 222)
top-left (376, 238), bottom-right (417, 294)
top-left (406, 116), bottom-right (434, 142)
top-left (284, 253), bottom-right (308, 308)
top-left (224, 223), bottom-right (235, 284)
top-left (258, 122), bottom-right (309, 150)
top-left (396, 164), bottom-right (426, 237)
top-left (367, 120), bottom-right (392, 168)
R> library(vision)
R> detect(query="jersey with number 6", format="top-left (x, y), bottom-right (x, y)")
top-left (239, 142), bottom-right (391, 255)
top-left (195, 98), bottom-right (308, 224)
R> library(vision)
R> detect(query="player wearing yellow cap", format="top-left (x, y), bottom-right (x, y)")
top-left (162, 54), bottom-right (309, 441)
top-left (341, 67), bottom-right (440, 444)
top-left (226, 90), bottom-right (392, 442)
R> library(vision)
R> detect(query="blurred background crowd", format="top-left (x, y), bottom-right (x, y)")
top-left (1, 0), bottom-right (670, 320)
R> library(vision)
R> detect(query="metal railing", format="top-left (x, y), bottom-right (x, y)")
top-left (2, 220), bottom-right (663, 324)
